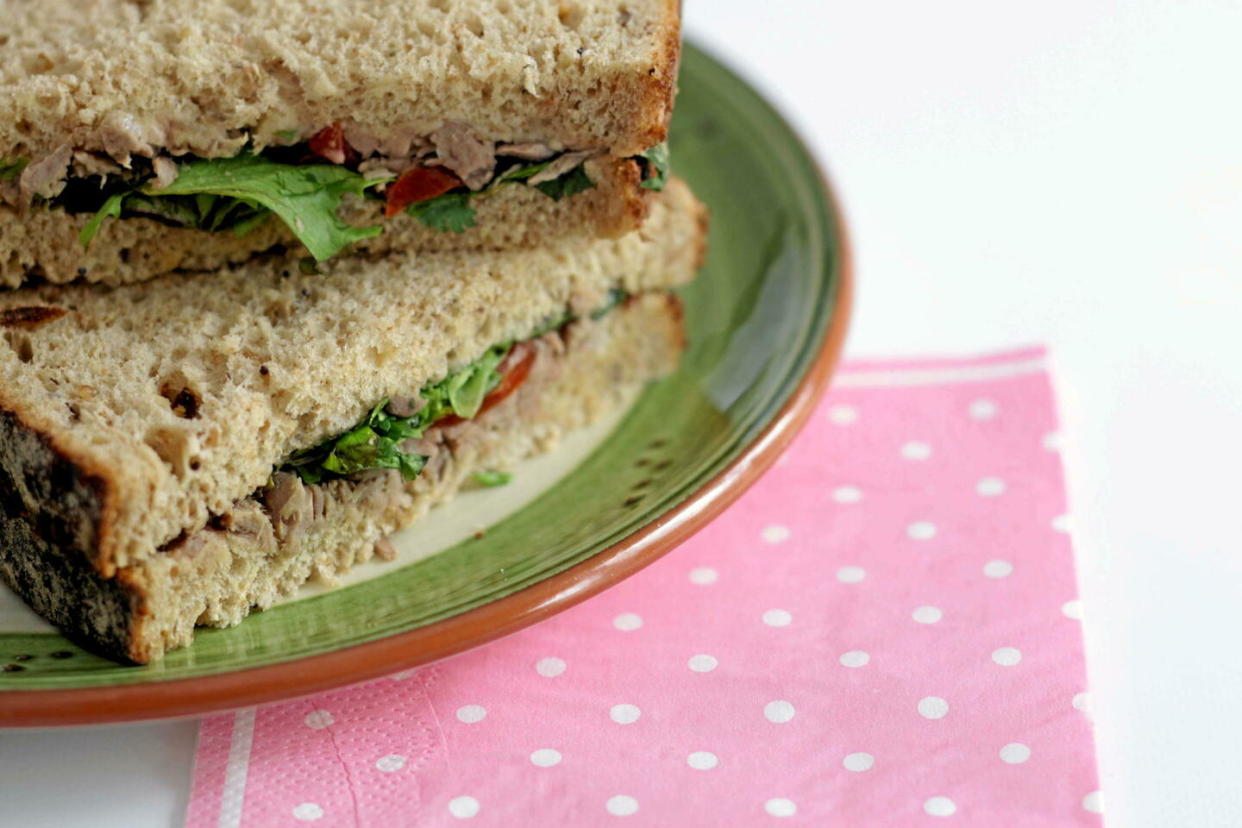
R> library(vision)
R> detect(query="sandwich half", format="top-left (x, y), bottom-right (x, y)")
top-left (0, 0), bottom-right (680, 288)
top-left (0, 178), bottom-right (706, 663)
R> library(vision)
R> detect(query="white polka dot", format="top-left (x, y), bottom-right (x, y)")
top-left (832, 485), bottom-right (863, 503)
top-left (983, 560), bottom-right (1013, 578)
top-left (764, 798), bottom-right (797, 817)
top-left (912, 606), bottom-right (943, 624)
top-left (448, 796), bottom-right (480, 819)
top-left (764, 700), bottom-right (796, 723)
top-left (456, 704), bottom-right (487, 724)
top-left (1000, 743), bottom-right (1031, 764)
top-left (687, 751), bottom-right (719, 770)
top-left (918, 696), bottom-right (949, 719)
top-left (970, 398), bottom-right (998, 420)
top-left (836, 565), bottom-right (866, 583)
top-left (1073, 692), bottom-right (1090, 713)
top-left (843, 752), bottom-right (874, 772)
top-left (689, 567), bottom-right (718, 585)
top-left (839, 650), bottom-right (870, 667)
top-left (1062, 599), bottom-right (1083, 620)
top-left (375, 754), bottom-right (406, 772)
top-left (303, 710), bottom-right (334, 729)
top-left (901, 440), bottom-right (932, 460)
top-left (828, 405), bottom-right (858, 425)
top-left (605, 795), bottom-right (639, 816)
top-left (292, 803), bottom-right (324, 821)
top-left (1083, 791), bottom-right (1102, 814)
top-left (1052, 514), bottom-right (1071, 533)
top-left (388, 669), bottom-right (419, 681)
top-left (762, 609), bottom-right (792, 627)
top-left (924, 796), bottom-right (957, 817)
top-left (530, 748), bottom-right (562, 767)
top-left (688, 654), bottom-right (718, 672)
top-left (613, 613), bottom-right (643, 631)
top-left (761, 524), bottom-right (790, 544)
top-left (992, 647), bottom-right (1022, 666)
top-left (976, 477), bottom-right (1006, 496)
top-left (610, 704), bottom-right (641, 724)
top-left (907, 521), bottom-right (937, 540)
top-left (1043, 431), bottom-right (1062, 452)
top-left (535, 657), bottom-right (567, 677)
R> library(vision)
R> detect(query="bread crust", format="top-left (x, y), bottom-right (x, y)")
top-left (0, 158), bottom-right (650, 288)
top-left (0, 0), bottom-right (681, 163)
top-left (0, 295), bottom-right (686, 662)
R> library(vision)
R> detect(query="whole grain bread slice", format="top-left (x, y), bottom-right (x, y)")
top-left (0, 178), bottom-right (706, 581)
top-left (0, 0), bottom-right (679, 164)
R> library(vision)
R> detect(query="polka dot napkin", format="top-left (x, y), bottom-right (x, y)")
top-left (186, 347), bottom-right (1101, 827)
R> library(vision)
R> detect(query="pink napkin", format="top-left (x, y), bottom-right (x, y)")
top-left (186, 347), bottom-right (1101, 827)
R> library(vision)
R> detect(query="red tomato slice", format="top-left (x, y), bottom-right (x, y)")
top-left (307, 123), bottom-right (357, 165)
top-left (384, 166), bottom-right (464, 217)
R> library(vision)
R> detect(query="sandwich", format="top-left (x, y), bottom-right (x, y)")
top-left (0, 0), bottom-right (680, 288)
top-left (0, 178), bottom-right (707, 663)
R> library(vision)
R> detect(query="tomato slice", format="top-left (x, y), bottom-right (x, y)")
top-left (307, 122), bottom-right (358, 165)
top-left (435, 342), bottom-right (537, 429)
top-left (384, 166), bottom-right (464, 217)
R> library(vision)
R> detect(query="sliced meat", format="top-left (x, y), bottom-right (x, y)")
top-left (19, 144), bottom-right (73, 201)
top-left (431, 121), bottom-right (496, 191)
top-left (527, 149), bottom-right (600, 185)
top-left (150, 156), bottom-right (179, 191)
top-left (496, 142), bottom-right (557, 161)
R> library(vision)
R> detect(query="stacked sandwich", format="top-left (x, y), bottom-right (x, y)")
top-left (0, 1), bottom-right (705, 663)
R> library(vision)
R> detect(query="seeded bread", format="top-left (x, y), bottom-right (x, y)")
top-left (1, 294), bottom-right (686, 662)
top-left (0, 157), bottom-right (648, 288)
top-left (0, 178), bottom-right (705, 585)
top-left (0, 0), bottom-right (680, 165)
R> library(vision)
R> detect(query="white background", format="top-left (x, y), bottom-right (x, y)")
top-left (4, 2), bottom-right (1242, 825)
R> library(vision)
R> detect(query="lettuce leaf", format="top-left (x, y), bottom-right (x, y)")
top-left (473, 470), bottom-right (513, 487)
top-left (78, 192), bottom-right (127, 248)
top-left (406, 191), bottom-right (477, 233)
top-left (534, 165), bottom-right (595, 201)
top-left (0, 158), bottom-right (28, 181)
top-left (145, 155), bottom-right (388, 260)
top-left (639, 142), bottom-right (669, 191)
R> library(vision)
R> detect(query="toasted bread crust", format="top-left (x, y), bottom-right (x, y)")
top-left (0, 158), bottom-right (651, 288)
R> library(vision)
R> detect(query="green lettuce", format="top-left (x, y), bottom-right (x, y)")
top-left (535, 165), bottom-right (595, 201)
top-left (406, 192), bottom-right (478, 234)
top-left (473, 470), bottom-right (513, 487)
top-left (639, 142), bottom-right (669, 191)
top-left (0, 158), bottom-right (28, 181)
top-left (148, 155), bottom-right (387, 260)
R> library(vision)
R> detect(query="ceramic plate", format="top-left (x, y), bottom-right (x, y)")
top-left (0, 42), bottom-right (852, 726)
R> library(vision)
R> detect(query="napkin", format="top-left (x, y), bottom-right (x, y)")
top-left (186, 347), bottom-right (1101, 827)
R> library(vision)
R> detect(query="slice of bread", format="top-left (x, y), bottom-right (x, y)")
top-left (0, 0), bottom-right (679, 163)
top-left (0, 178), bottom-right (705, 584)
top-left (0, 157), bottom-right (649, 288)
top-left (1, 293), bottom-right (686, 662)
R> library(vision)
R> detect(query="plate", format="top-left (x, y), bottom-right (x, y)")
top-left (0, 42), bottom-right (853, 726)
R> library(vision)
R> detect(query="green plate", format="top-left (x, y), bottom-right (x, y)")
top-left (0, 42), bottom-right (851, 725)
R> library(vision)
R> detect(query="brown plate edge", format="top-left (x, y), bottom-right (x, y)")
top-left (0, 181), bottom-right (854, 729)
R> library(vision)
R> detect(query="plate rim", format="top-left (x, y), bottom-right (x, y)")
top-left (0, 48), bottom-right (855, 728)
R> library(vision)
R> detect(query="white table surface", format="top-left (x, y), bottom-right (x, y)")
top-left (4, 3), bottom-right (1241, 825)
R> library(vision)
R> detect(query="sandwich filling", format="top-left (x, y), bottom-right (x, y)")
top-left (273, 288), bottom-right (631, 489)
top-left (0, 124), bottom-right (670, 262)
